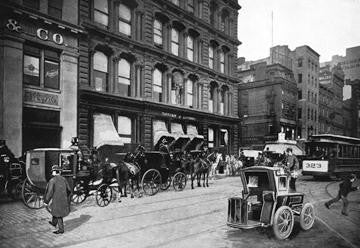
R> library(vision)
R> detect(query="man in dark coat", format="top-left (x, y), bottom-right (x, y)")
top-left (325, 174), bottom-right (359, 216)
top-left (44, 165), bottom-right (72, 234)
top-left (285, 148), bottom-right (299, 192)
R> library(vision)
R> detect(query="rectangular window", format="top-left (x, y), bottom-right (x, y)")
top-left (23, 0), bottom-right (40, 10)
top-left (208, 128), bottom-right (214, 148)
top-left (298, 58), bottom-right (303, 67)
top-left (171, 29), bottom-right (179, 56)
top-left (44, 60), bottom-right (60, 89)
top-left (154, 19), bottom-right (163, 45)
top-left (94, 0), bottom-right (109, 26)
top-left (186, 79), bottom-right (193, 107)
top-left (48, 0), bottom-right (63, 19)
top-left (197, 84), bottom-right (203, 109)
top-left (220, 51), bottom-right (225, 73)
top-left (298, 73), bottom-right (302, 83)
top-left (153, 69), bottom-right (163, 102)
top-left (298, 90), bottom-right (302, 100)
top-left (118, 116), bottom-right (132, 144)
top-left (298, 107), bottom-right (302, 119)
top-left (187, 36), bottom-right (194, 61)
top-left (187, 0), bottom-right (194, 13)
top-left (209, 46), bottom-right (214, 69)
top-left (119, 4), bottom-right (131, 36)
top-left (24, 54), bottom-right (40, 87)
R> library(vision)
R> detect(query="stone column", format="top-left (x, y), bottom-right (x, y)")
top-left (60, 51), bottom-right (78, 148)
top-left (0, 35), bottom-right (24, 156)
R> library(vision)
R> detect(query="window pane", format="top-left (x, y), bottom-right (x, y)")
top-left (118, 59), bottom-right (130, 78)
top-left (24, 55), bottom-right (40, 86)
top-left (94, 70), bottom-right (107, 91)
top-left (187, 36), bottom-right (193, 48)
top-left (153, 69), bottom-right (162, 87)
top-left (93, 52), bottom-right (108, 72)
top-left (208, 100), bottom-right (213, 112)
top-left (94, 11), bottom-right (108, 26)
top-left (118, 116), bottom-right (132, 135)
top-left (171, 44), bottom-right (179, 56)
top-left (154, 35), bottom-right (163, 45)
top-left (119, 21), bottom-right (131, 35)
top-left (171, 29), bottom-right (179, 42)
top-left (154, 20), bottom-right (163, 45)
top-left (187, 49), bottom-right (193, 61)
top-left (119, 4), bottom-right (131, 21)
top-left (94, 0), bottom-right (108, 12)
top-left (44, 60), bottom-right (60, 89)
top-left (118, 77), bottom-right (130, 86)
top-left (208, 128), bottom-right (214, 141)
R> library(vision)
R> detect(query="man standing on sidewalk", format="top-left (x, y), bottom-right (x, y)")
top-left (325, 174), bottom-right (359, 216)
top-left (44, 165), bottom-right (72, 234)
top-left (285, 148), bottom-right (299, 192)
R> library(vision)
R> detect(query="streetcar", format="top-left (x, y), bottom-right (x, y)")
top-left (302, 134), bottom-right (360, 179)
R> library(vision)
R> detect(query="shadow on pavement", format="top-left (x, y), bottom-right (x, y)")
top-left (64, 214), bottom-right (91, 232)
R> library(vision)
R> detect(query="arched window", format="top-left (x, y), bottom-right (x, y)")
top-left (171, 28), bottom-right (180, 56)
top-left (119, 3), bottom-right (131, 36)
top-left (93, 51), bottom-right (108, 92)
top-left (187, 35), bottom-right (194, 61)
top-left (186, 78), bottom-right (194, 107)
top-left (118, 58), bottom-right (131, 96)
top-left (209, 82), bottom-right (217, 113)
top-left (220, 10), bottom-right (229, 33)
top-left (94, 0), bottom-right (108, 26)
top-left (153, 19), bottom-right (163, 45)
top-left (220, 87), bottom-right (226, 115)
top-left (153, 68), bottom-right (163, 102)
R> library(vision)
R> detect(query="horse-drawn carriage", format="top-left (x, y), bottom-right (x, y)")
top-left (227, 166), bottom-right (315, 240)
top-left (0, 140), bottom-right (26, 199)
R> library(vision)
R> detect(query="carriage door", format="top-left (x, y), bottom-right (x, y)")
top-left (22, 108), bottom-right (61, 152)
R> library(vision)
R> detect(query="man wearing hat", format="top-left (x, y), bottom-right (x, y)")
top-left (44, 165), bottom-right (72, 234)
top-left (325, 173), bottom-right (359, 216)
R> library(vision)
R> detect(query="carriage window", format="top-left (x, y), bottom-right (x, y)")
top-left (245, 172), bottom-right (270, 189)
top-left (279, 177), bottom-right (287, 191)
top-left (60, 153), bottom-right (73, 171)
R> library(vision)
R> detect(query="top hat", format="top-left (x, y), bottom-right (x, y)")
top-left (51, 165), bottom-right (63, 172)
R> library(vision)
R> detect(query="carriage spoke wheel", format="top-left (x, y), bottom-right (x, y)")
top-left (160, 176), bottom-right (171, 191)
top-left (71, 180), bottom-right (87, 204)
top-left (300, 203), bottom-right (315, 230)
top-left (95, 184), bottom-right (112, 207)
top-left (141, 169), bottom-right (161, 196)
top-left (172, 172), bottom-right (187, 191)
top-left (21, 178), bottom-right (44, 209)
top-left (273, 206), bottom-right (294, 240)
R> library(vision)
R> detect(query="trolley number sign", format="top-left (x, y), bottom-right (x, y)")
top-left (302, 160), bottom-right (328, 172)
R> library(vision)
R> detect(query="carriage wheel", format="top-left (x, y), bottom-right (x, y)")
top-left (95, 184), bottom-right (112, 207)
top-left (300, 203), bottom-right (315, 230)
top-left (172, 172), bottom-right (187, 191)
top-left (141, 169), bottom-right (161, 196)
top-left (160, 176), bottom-right (171, 191)
top-left (273, 206), bottom-right (294, 240)
top-left (71, 180), bottom-right (88, 204)
top-left (21, 178), bottom-right (44, 209)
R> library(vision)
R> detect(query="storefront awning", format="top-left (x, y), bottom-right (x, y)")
top-left (93, 114), bottom-right (124, 148)
top-left (185, 125), bottom-right (204, 151)
top-left (153, 120), bottom-right (175, 147)
top-left (169, 123), bottom-right (190, 151)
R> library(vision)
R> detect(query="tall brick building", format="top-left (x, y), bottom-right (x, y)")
top-left (0, 0), bottom-right (81, 156)
top-left (77, 0), bottom-right (241, 154)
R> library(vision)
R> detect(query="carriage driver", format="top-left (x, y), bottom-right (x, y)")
top-left (285, 148), bottom-right (299, 192)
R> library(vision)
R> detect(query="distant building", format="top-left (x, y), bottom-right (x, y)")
top-left (238, 63), bottom-right (297, 149)
top-left (349, 79), bottom-right (360, 138)
top-left (322, 45), bottom-right (360, 100)
top-left (318, 64), bottom-right (344, 135)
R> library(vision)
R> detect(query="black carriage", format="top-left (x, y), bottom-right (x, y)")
top-left (227, 166), bottom-right (315, 240)
top-left (0, 140), bottom-right (26, 200)
top-left (21, 148), bottom-right (91, 209)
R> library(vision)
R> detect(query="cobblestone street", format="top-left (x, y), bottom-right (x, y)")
top-left (1, 176), bottom-right (360, 248)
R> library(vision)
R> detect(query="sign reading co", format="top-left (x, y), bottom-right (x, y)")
top-left (6, 19), bottom-right (64, 45)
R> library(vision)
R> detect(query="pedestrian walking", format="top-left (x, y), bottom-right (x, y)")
top-left (285, 148), bottom-right (299, 192)
top-left (325, 174), bottom-right (359, 216)
top-left (44, 165), bottom-right (72, 234)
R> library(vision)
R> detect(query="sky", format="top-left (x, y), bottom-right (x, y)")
top-left (237, 0), bottom-right (360, 62)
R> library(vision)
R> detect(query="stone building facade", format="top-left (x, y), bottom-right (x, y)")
top-left (318, 64), bottom-right (344, 135)
top-left (238, 63), bottom-right (297, 149)
top-left (77, 0), bottom-right (241, 154)
top-left (0, 0), bottom-right (81, 156)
